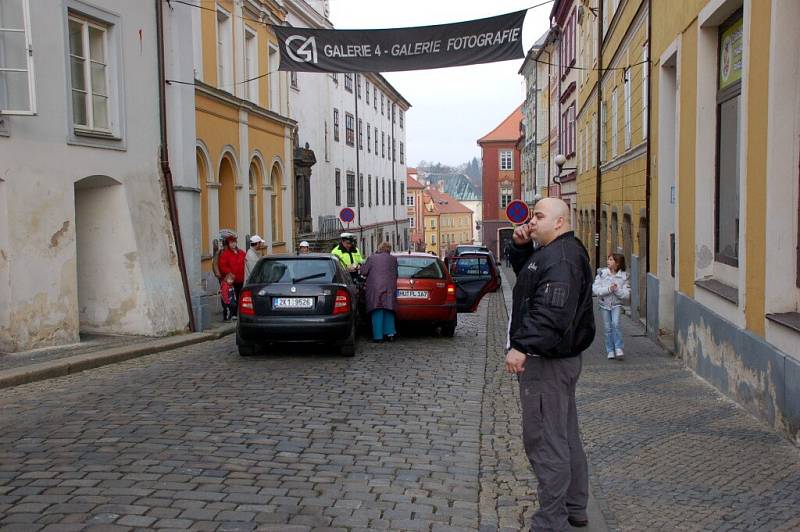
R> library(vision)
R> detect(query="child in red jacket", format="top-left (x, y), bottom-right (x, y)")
top-left (220, 273), bottom-right (237, 321)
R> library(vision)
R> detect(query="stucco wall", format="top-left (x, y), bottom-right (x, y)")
top-left (0, 0), bottom-right (189, 352)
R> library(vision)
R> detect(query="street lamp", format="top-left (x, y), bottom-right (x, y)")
top-left (554, 153), bottom-right (576, 183)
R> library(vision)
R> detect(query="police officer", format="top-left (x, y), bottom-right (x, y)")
top-left (331, 232), bottom-right (364, 272)
top-left (505, 198), bottom-right (596, 531)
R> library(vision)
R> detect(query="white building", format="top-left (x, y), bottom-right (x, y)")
top-left (284, 0), bottom-right (411, 255)
top-left (0, 0), bottom-right (190, 352)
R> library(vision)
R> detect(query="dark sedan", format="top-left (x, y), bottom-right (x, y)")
top-left (236, 254), bottom-right (359, 356)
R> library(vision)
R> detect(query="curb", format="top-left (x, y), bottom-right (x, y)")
top-left (0, 325), bottom-right (236, 390)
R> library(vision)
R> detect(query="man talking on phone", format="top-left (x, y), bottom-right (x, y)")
top-left (505, 198), bottom-right (596, 531)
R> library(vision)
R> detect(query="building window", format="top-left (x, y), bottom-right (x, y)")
top-left (0, 0), bottom-right (36, 114)
top-left (368, 175), bottom-right (372, 207)
top-left (290, 70), bottom-right (298, 90)
top-left (215, 8), bottom-right (232, 89)
top-left (249, 165), bottom-right (258, 236)
top-left (431, 233), bottom-right (436, 245)
top-left (409, 217), bottom-right (415, 229)
top-left (358, 118), bottom-right (363, 150)
top-left (431, 218), bottom-right (436, 228)
top-left (376, 176), bottom-right (380, 205)
top-left (392, 137), bottom-right (396, 161)
top-left (715, 10), bottom-right (743, 267)
top-left (381, 132), bottom-right (385, 158)
top-left (366, 80), bottom-right (370, 104)
top-left (500, 150), bottom-right (513, 171)
top-left (568, 104), bottom-right (576, 156)
top-left (346, 172), bottom-right (356, 207)
top-left (68, 13), bottom-right (120, 133)
top-left (374, 126), bottom-right (378, 153)
top-left (400, 142), bottom-right (405, 164)
top-left (500, 183), bottom-right (513, 209)
top-left (600, 103), bottom-right (607, 162)
top-left (356, 73), bottom-right (361, 98)
top-left (335, 169), bottom-right (341, 206)
top-left (330, 72), bottom-right (338, 84)
top-left (324, 120), bottom-right (329, 162)
top-left (400, 109), bottom-right (404, 129)
top-left (400, 183), bottom-right (405, 205)
top-left (407, 193), bottom-right (415, 206)
top-left (373, 86), bottom-right (377, 110)
top-left (333, 108), bottom-right (339, 142)
top-left (367, 124), bottom-right (371, 153)
top-left (381, 92), bottom-right (384, 115)
top-left (244, 27), bottom-right (258, 103)
top-left (643, 43), bottom-right (649, 140)
top-left (611, 87), bottom-right (618, 158)
top-left (268, 45), bottom-right (279, 112)
top-left (382, 179), bottom-right (386, 205)
top-left (345, 112), bottom-right (355, 147)
top-left (344, 72), bottom-right (353, 92)
top-left (358, 173), bottom-right (364, 207)
top-left (623, 68), bottom-right (632, 149)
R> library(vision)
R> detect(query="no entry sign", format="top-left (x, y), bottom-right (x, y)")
top-left (505, 200), bottom-right (529, 224)
top-left (339, 207), bottom-right (355, 223)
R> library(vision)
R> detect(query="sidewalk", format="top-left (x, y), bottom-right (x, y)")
top-left (499, 265), bottom-right (800, 530)
top-left (0, 321), bottom-right (235, 390)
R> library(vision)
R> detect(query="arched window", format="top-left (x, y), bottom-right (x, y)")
top-left (248, 162), bottom-right (261, 237)
top-left (270, 164), bottom-right (282, 243)
top-left (197, 148), bottom-right (210, 256)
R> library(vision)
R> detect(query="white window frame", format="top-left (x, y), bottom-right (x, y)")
top-left (244, 26), bottom-right (258, 104)
top-left (216, 7), bottom-right (232, 90)
top-left (500, 183), bottom-right (513, 209)
top-left (409, 217), bottom-right (415, 229)
top-left (643, 43), bottom-right (649, 140)
top-left (611, 87), bottom-right (618, 158)
top-left (268, 44), bottom-right (279, 113)
top-left (624, 68), bottom-right (632, 149)
top-left (407, 194), bottom-right (414, 206)
top-left (67, 12), bottom-right (115, 135)
top-left (0, 0), bottom-right (36, 115)
top-left (500, 150), bottom-right (513, 171)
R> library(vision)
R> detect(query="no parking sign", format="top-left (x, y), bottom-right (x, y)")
top-left (505, 200), bottom-right (529, 225)
top-left (339, 207), bottom-right (355, 224)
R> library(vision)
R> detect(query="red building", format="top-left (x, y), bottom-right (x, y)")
top-left (477, 105), bottom-right (523, 257)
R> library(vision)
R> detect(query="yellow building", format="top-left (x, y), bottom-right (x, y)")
top-left (597, 0), bottom-right (649, 317)
top-left (193, 1), bottom-right (296, 282)
top-left (648, 0), bottom-right (800, 443)
top-left (421, 187), bottom-right (474, 256)
top-left (406, 170), bottom-right (427, 251)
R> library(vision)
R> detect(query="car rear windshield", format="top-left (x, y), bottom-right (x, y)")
top-left (396, 257), bottom-right (445, 279)
top-left (451, 256), bottom-right (491, 275)
top-left (250, 258), bottom-right (336, 284)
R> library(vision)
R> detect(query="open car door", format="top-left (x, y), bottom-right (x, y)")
top-left (448, 254), bottom-right (499, 312)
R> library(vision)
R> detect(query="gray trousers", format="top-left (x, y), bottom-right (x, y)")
top-left (518, 354), bottom-right (588, 532)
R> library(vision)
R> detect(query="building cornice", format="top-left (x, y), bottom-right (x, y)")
top-left (194, 81), bottom-right (297, 129)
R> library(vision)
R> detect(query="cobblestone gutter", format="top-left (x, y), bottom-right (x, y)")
top-left (478, 292), bottom-right (538, 531)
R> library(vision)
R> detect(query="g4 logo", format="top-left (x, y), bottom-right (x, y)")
top-left (285, 35), bottom-right (318, 64)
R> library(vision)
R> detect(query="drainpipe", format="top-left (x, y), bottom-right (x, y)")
top-left (156, 0), bottom-right (196, 332)
top-left (644, 0), bottom-right (652, 324)
top-left (546, 47), bottom-right (552, 195)
top-left (595, 0), bottom-right (604, 269)
top-left (391, 103), bottom-right (399, 247)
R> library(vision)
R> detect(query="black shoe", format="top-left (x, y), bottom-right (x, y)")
top-left (568, 517), bottom-right (588, 527)
top-left (385, 335), bottom-right (395, 343)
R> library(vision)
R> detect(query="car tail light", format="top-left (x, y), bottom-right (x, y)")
top-left (239, 290), bottom-right (255, 316)
top-left (446, 283), bottom-right (457, 304)
top-left (333, 289), bottom-right (351, 315)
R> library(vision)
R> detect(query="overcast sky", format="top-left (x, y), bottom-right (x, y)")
top-left (328, 0), bottom-right (552, 168)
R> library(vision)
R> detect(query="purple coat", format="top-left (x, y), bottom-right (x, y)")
top-left (360, 251), bottom-right (398, 312)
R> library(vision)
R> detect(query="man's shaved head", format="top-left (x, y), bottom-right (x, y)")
top-left (527, 197), bottom-right (572, 246)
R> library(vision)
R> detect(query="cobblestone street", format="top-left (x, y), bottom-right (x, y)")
top-left (1, 284), bottom-right (800, 531)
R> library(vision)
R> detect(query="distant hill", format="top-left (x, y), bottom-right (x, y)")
top-left (416, 157), bottom-right (482, 195)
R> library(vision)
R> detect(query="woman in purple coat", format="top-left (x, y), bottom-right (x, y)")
top-left (360, 241), bottom-right (399, 343)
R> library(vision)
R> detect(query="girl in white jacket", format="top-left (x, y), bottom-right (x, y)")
top-left (592, 253), bottom-right (631, 359)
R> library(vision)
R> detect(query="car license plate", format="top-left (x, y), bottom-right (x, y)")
top-left (397, 289), bottom-right (428, 299)
top-left (272, 297), bottom-right (314, 309)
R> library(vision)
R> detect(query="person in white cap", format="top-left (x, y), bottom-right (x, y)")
top-left (298, 241), bottom-right (310, 254)
top-left (245, 235), bottom-right (265, 280)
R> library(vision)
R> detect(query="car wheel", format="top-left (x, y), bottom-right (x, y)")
top-left (339, 323), bottom-right (357, 357)
top-left (441, 319), bottom-right (457, 338)
top-left (238, 344), bottom-right (256, 357)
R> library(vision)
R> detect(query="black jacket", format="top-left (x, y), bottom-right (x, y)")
top-left (509, 231), bottom-right (595, 358)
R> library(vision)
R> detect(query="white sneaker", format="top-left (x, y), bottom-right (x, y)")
top-left (607, 352), bottom-right (615, 359)
top-left (615, 348), bottom-right (624, 359)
